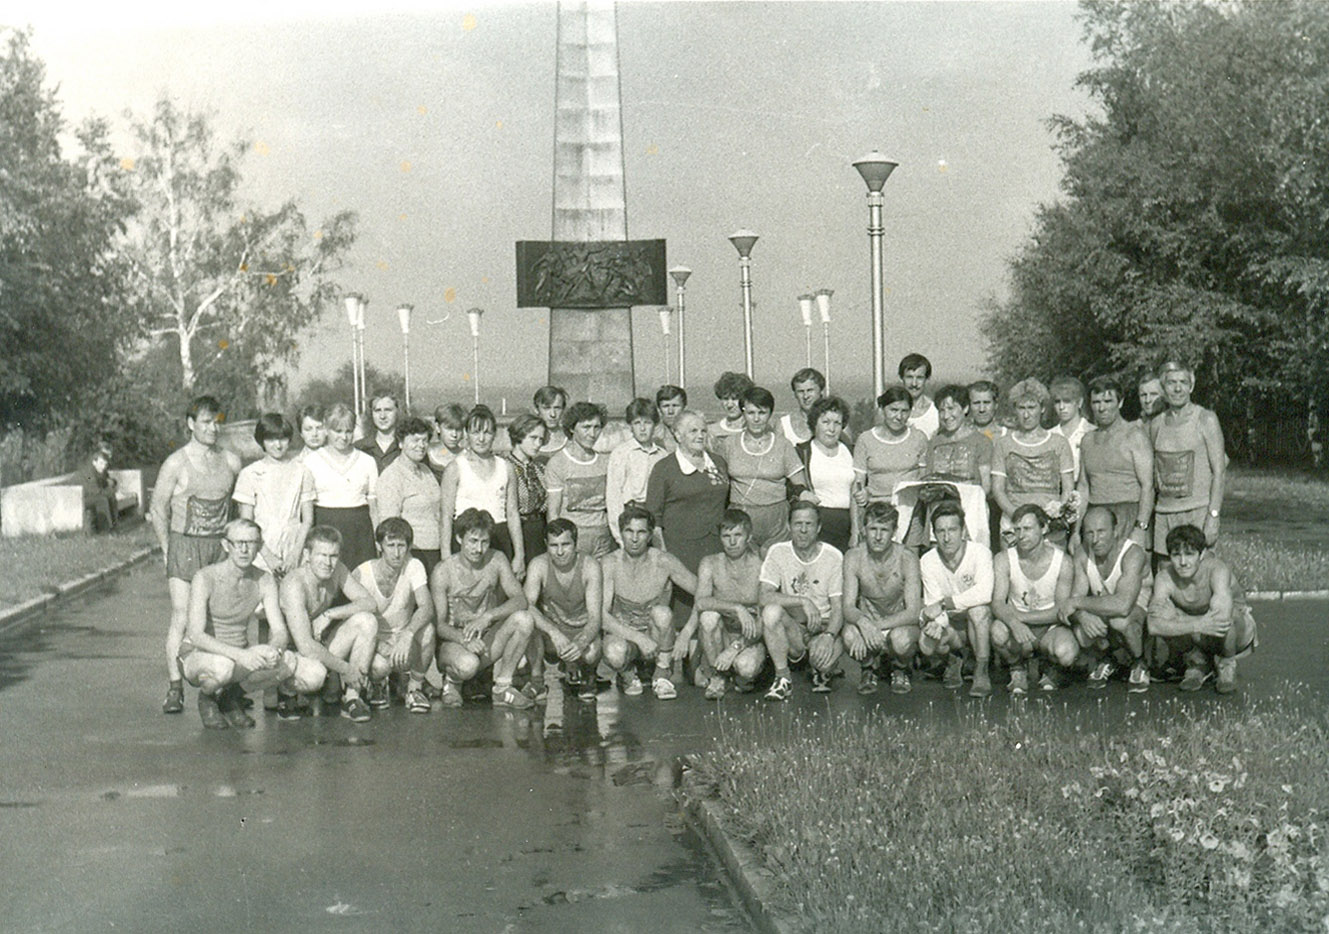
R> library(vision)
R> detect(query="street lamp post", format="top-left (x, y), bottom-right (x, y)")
top-left (852, 151), bottom-right (898, 399)
top-left (657, 306), bottom-right (673, 384)
top-left (815, 288), bottom-right (834, 392)
top-left (466, 307), bottom-right (484, 404)
top-left (343, 293), bottom-right (364, 415)
top-left (356, 296), bottom-right (369, 422)
top-left (797, 294), bottom-right (816, 368)
top-left (396, 303), bottom-right (413, 412)
top-left (728, 230), bottom-right (759, 379)
top-left (668, 266), bottom-right (691, 389)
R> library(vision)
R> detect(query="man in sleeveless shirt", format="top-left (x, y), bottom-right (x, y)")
top-left (601, 505), bottom-right (698, 699)
top-left (842, 503), bottom-right (921, 696)
top-left (990, 504), bottom-right (1076, 695)
top-left (1148, 361), bottom-right (1226, 561)
top-left (180, 519), bottom-right (322, 728)
top-left (523, 518), bottom-right (603, 704)
top-left (279, 525), bottom-right (381, 722)
top-left (150, 395), bottom-right (242, 716)
top-left (429, 508), bottom-right (535, 709)
top-left (694, 509), bottom-right (767, 700)
top-left (1076, 376), bottom-right (1154, 546)
top-left (779, 368), bottom-right (827, 445)
top-left (1148, 524), bottom-right (1257, 695)
top-left (1059, 506), bottom-right (1152, 692)
top-left (918, 501), bottom-right (995, 697)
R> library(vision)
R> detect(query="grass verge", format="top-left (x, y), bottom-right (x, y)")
top-left (0, 522), bottom-right (157, 610)
top-left (696, 698), bottom-right (1329, 933)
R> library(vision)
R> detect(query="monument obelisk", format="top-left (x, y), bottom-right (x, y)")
top-left (548, 0), bottom-right (635, 409)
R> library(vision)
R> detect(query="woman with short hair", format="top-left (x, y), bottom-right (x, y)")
top-left (304, 403), bottom-right (379, 571)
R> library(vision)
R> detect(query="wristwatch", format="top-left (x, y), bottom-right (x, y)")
top-left (1134, 519), bottom-right (1149, 531)
top-left (1208, 509), bottom-right (1220, 519)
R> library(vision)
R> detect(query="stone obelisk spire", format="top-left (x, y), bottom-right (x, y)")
top-left (548, 0), bottom-right (635, 409)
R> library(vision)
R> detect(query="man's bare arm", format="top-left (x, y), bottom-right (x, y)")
top-left (279, 577), bottom-right (351, 675)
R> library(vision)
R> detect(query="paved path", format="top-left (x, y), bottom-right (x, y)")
top-left (1, 564), bottom-right (1325, 932)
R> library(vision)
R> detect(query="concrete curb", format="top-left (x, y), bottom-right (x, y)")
top-left (678, 769), bottom-right (800, 934)
top-left (1248, 590), bottom-right (1329, 601)
top-left (0, 543), bottom-right (161, 638)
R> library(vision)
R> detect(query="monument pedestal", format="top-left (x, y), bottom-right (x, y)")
top-left (549, 307), bottom-right (634, 411)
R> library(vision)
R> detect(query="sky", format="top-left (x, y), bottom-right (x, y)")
top-left (16, 0), bottom-right (1095, 408)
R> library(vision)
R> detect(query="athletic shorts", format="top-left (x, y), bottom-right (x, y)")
top-left (1091, 501), bottom-right (1140, 536)
top-left (167, 533), bottom-right (223, 582)
top-left (576, 524), bottom-right (615, 560)
top-left (1153, 505), bottom-right (1208, 554)
top-left (612, 596), bottom-right (660, 633)
top-left (738, 500), bottom-right (789, 551)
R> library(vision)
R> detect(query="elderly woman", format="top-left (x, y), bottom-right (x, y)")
top-left (441, 405), bottom-right (524, 575)
top-left (646, 408), bottom-right (731, 575)
top-left (376, 416), bottom-right (444, 575)
top-left (794, 396), bottom-right (855, 552)
top-left (304, 402), bottom-right (379, 570)
top-left (714, 385), bottom-right (808, 554)
top-left (505, 414), bottom-right (550, 563)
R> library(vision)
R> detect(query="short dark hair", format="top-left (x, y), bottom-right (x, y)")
top-left (546, 517), bottom-right (579, 543)
top-left (507, 413), bottom-right (545, 448)
top-left (967, 380), bottom-right (998, 398)
top-left (533, 385), bottom-right (568, 408)
top-left (1010, 504), bottom-right (1050, 529)
top-left (898, 353), bottom-right (932, 379)
top-left (790, 368), bottom-right (826, 392)
top-left (369, 392), bottom-right (399, 411)
top-left (254, 412), bottom-right (293, 445)
top-left (562, 402), bottom-right (606, 437)
top-left (454, 508), bottom-right (495, 540)
top-left (740, 386), bottom-right (775, 412)
top-left (714, 371), bottom-right (754, 401)
top-left (307, 525), bottom-right (342, 549)
top-left (626, 398), bottom-right (660, 424)
top-left (375, 516), bottom-right (414, 549)
top-left (718, 508), bottom-right (753, 534)
top-left (934, 384), bottom-right (969, 409)
top-left (862, 501), bottom-right (899, 528)
top-left (1165, 524), bottom-right (1207, 556)
top-left (297, 404), bottom-right (326, 427)
top-left (655, 385), bottom-right (687, 407)
top-left (435, 403), bottom-right (467, 430)
top-left (806, 396), bottom-right (851, 435)
top-left (397, 416), bottom-right (434, 442)
top-left (930, 500), bottom-right (966, 528)
top-left (618, 503), bottom-right (655, 533)
top-left (876, 386), bottom-right (912, 409)
top-left (466, 404), bottom-right (497, 434)
top-left (1086, 375), bottom-right (1122, 401)
top-left (789, 500), bottom-right (821, 524)
top-left (187, 395), bottom-right (223, 421)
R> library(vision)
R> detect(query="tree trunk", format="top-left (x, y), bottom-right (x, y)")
top-left (178, 330), bottom-right (194, 390)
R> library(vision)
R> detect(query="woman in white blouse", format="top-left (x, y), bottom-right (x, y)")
top-left (304, 402), bottom-right (378, 570)
top-left (440, 405), bottom-right (524, 577)
top-left (794, 396), bottom-right (856, 552)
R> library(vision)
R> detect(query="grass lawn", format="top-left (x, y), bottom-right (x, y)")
top-left (0, 522), bottom-right (157, 611)
top-left (696, 696), bottom-right (1329, 933)
top-left (1218, 468), bottom-right (1329, 592)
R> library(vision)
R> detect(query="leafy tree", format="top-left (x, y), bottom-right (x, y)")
top-left (118, 95), bottom-right (357, 412)
top-left (984, 0), bottom-right (1329, 455)
top-left (0, 29), bottom-right (133, 428)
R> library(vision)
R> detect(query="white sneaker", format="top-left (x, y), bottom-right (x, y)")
top-left (652, 676), bottom-right (677, 700)
top-left (1088, 661), bottom-right (1113, 689)
top-left (1127, 665), bottom-right (1150, 693)
top-left (619, 670), bottom-right (643, 696)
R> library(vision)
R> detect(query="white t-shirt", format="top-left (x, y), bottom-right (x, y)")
top-left (759, 541), bottom-right (844, 618)
top-left (232, 457), bottom-right (316, 572)
top-left (352, 557), bottom-right (428, 635)
top-left (908, 397), bottom-right (939, 439)
top-left (1052, 418), bottom-right (1095, 478)
top-left (779, 412), bottom-right (811, 445)
top-left (305, 447), bottom-right (378, 508)
top-left (920, 541), bottom-right (993, 612)
top-left (807, 443), bottom-right (856, 510)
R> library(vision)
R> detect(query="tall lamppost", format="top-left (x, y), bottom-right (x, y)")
top-left (728, 230), bottom-right (759, 378)
top-left (668, 265), bottom-right (691, 389)
top-left (815, 288), bottom-right (834, 392)
top-left (797, 294), bottom-right (816, 368)
top-left (343, 293), bottom-right (365, 415)
top-left (356, 296), bottom-right (369, 419)
top-left (396, 303), bottom-right (413, 412)
top-left (466, 307), bottom-right (484, 404)
top-left (852, 151), bottom-right (898, 399)
top-left (657, 306), bottom-right (673, 384)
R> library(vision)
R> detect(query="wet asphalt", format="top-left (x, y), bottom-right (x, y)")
top-left (0, 563), bottom-right (1325, 933)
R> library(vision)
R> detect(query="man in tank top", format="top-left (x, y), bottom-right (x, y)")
top-left (693, 509), bottom-right (767, 700)
top-left (150, 395), bottom-right (242, 717)
top-left (841, 502), bottom-right (921, 696)
top-left (522, 518), bottom-right (603, 703)
top-left (1058, 506), bottom-right (1152, 693)
top-left (179, 519), bottom-right (322, 729)
top-left (1148, 361), bottom-right (1226, 560)
top-left (990, 504), bottom-right (1076, 695)
top-left (1077, 376), bottom-right (1154, 547)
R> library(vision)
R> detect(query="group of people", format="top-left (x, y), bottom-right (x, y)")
top-left (147, 351), bottom-right (1256, 729)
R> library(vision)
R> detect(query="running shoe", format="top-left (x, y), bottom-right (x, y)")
top-left (163, 682), bottom-right (185, 715)
top-left (220, 686), bottom-right (256, 729)
top-left (890, 669), bottom-right (911, 695)
top-left (857, 668), bottom-right (879, 695)
top-left (1008, 669), bottom-right (1028, 696)
top-left (619, 670), bottom-right (644, 696)
top-left (367, 679), bottom-right (391, 709)
top-left (440, 680), bottom-right (464, 708)
top-left (811, 671), bottom-right (833, 694)
top-left (197, 691), bottom-right (228, 730)
top-left (522, 679), bottom-right (548, 705)
top-left (1088, 661), bottom-right (1113, 690)
top-left (1038, 672), bottom-right (1058, 693)
top-left (652, 676), bottom-right (678, 700)
top-left (1179, 667), bottom-right (1211, 692)
top-left (276, 694), bottom-right (303, 720)
top-left (1127, 664), bottom-right (1150, 694)
top-left (969, 669), bottom-right (993, 698)
top-left (942, 655), bottom-right (965, 690)
top-left (765, 676), bottom-right (793, 702)
top-left (405, 689), bottom-right (432, 714)
top-left (341, 696), bottom-right (372, 722)
top-left (492, 684), bottom-right (535, 710)
top-left (704, 676), bottom-right (727, 701)
top-left (1214, 657), bottom-right (1237, 695)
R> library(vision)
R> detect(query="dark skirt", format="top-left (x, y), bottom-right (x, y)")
top-left (315, 505), bottom-right (376, 572)
top-left (820, 507), bottom-right (852, 553)
top-left (520, 512), bottom-right (547, 563)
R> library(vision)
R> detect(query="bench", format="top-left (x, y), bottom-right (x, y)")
top-left (0, 469), bottom-right (142, 537)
